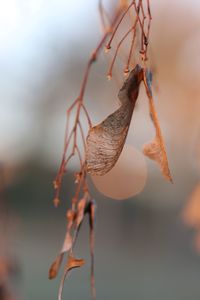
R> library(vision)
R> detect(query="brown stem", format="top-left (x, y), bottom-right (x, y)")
top-left (106, 1), bottom-right (135, 50)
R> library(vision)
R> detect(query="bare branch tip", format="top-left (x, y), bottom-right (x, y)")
top-left (53, 198), bottom-right (60, 207)
top-left (124, 68), bottom-right (130, 76)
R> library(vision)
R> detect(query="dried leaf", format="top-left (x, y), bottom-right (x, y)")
top-left (61, 232), bottom-right (73, 253)
top-left (58, 255), bottom-right (85, 300)
top-left (88, 199), bottom-right (96, 230)
top-left (49, 253), bottom-right (64, 280)
top-left (49, 210), bottom-right (75, 279)
top-left (143, 136), bottom-right (172, 181)
top-left (143, 69), bottom-right (172, 182)
top-left (66, 255), bottom-right (85, 271)
top-left (49, 231), bottom-right (73, 279)
top-left (75, 198), bottom-right (87, 228)
top-left (86, 64), bottom-right (143, 175)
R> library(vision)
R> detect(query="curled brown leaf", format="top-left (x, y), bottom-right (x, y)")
top-left (66, 255), bottom-right (85, 271)
top-left (86, 64), bottom-right (143, 175)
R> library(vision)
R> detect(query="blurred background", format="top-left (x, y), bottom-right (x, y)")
top-left (1, 0), bottom-right (200, 299)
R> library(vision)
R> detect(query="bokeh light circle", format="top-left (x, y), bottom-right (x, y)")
top-left (91, 144), bottom-right (147, 200)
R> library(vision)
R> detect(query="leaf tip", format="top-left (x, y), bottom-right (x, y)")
top-left (49, 263), bottom-right (58, 280)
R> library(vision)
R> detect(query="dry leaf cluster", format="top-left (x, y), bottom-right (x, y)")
top-left (49, 1), bottom-right (172, 299)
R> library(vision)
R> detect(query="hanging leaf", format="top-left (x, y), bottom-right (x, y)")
top-left (66, 255), bottom-right (85, 271)
top-left (75, 198), bottom-right (87, 228)
top-left (49, 231), bottom-right (74, 279)
top-left (49, 254), bottom-right (64, 280)
top-left (86, 64), bottom-right (143, 175)
top-left (143, 136), bottom-right (172, 181)
top-left (49, 210), bottom-right (75, 279)
top-left (143, 69), bottom-right (173, 182)
top-left (58, 255), bottom-right (85, 300)
top-left (49, 198), bottom-right (89, 280)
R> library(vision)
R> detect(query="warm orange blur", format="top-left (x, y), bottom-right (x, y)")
top-left (91, 144), bottom-right (147, 200)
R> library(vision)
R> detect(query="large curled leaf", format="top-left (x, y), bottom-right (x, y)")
top-left (86, 64), bottom-right (143, 175)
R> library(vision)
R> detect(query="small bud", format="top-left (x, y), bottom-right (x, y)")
top-left (74, 172), bottom-right (82, 184)
top-left (124, 68), bottom-right (129, 76)
top-left (91, 52), bottom-right (96, 62)
top-left (139, 49), bottom-right (145, 55)
top-left (66, 209), bottom-right (75, 221)
top-left (105, 45), bottom-right (111, 53)
top-left (107, 74), bottom-right (112, 80)
top-left (53, 180), bottom-right (59, 189)
top-left (53, 197), bottom-right (60, 207)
